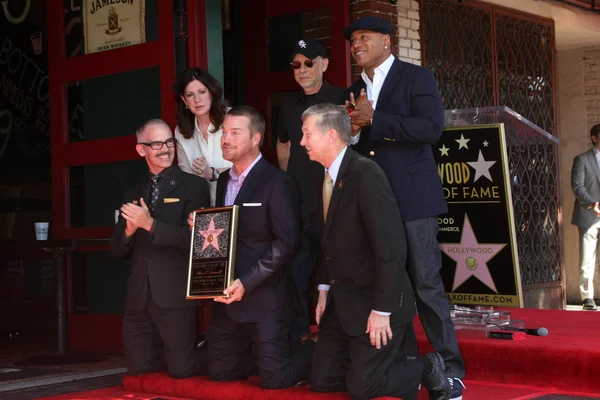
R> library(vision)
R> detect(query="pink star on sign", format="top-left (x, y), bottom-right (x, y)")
top-left (440, 214), bottom-right (506, 293)
top-left (199, 217), bottom-right (225, 252)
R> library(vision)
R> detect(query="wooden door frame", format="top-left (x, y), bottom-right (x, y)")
top-left (48, 0), bottom-right (178, 240)
top-left (47, 0), bottom-right (180, 353)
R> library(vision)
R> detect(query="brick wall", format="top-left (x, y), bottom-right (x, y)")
top-left (302, 0), bottom-right (424, 81)
top-left (396, 0), bottom-right (421, 66)
top-left (348, 0), bottom-right (400, 80)
top-left (584, 46), bottom-right (600, 129)
top-left (302, 8), bottom-right (332, 52)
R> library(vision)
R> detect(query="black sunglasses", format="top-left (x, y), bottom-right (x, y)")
top-left (290, 59), bottom-right (315, 69)
top-left (138, 138), bottom-right (177, 150)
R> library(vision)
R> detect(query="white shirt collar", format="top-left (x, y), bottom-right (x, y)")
top-left (360, 54), bottom-right (395, 86)
top-left (325, 146), bottom-right (348, 184)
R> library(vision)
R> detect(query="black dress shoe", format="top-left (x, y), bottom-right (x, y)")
top-left (583, 298), bottom-right (598, 310)
top-left (196, 333), bottom-right (208, 348)
top-left (421, 353), bottom-right (451, 400)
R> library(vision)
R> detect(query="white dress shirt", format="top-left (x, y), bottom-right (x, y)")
top-left (352, 54), bottom-right (396, 145)
top-left (317, 146), bottom-right (390, 316)
top-left (174, 121), bottom-right (232, 206)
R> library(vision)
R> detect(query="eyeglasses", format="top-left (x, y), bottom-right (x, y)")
top-left (290, 59), bottom-right (315, 69)
top-left (138, 138), bottom-right (177, 150)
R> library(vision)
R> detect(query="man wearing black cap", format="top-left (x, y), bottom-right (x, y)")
top-left (341, 15), bottom-right (465, 400)
top-left (276, 38), bottom-right (346, 344)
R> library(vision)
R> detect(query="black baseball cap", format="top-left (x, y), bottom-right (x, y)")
top-left (290, 38), bottom-right (327, 60)
top-left (343, 16), bottom-right (392, 40)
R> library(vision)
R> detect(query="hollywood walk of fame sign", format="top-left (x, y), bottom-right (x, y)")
top-left (435, 124), bottom-right (522, 307)
top-left (187, 206), bottom-right (239, 300)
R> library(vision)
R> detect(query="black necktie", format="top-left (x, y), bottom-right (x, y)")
top-left (148, 176), bottom-right (159, 214)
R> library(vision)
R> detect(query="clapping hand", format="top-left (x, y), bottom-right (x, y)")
top-left (121, 198), bottom-right (154, 232)
top-left (349, 89), bottom-right (374, 128)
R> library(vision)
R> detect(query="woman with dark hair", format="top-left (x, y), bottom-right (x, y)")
top-left (174, 68), bottom-right (232, 205)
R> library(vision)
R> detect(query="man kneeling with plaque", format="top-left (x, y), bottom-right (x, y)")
top-left (301, 104), bottom-right (451, 400)
top-left (111, 119), bottom-right (210, 378)
top-left (188, 106), bottom-right (313, 388)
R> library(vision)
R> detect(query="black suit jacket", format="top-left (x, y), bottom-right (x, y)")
top-left (214, 156), bottom-right (300, 323)
top-left (110, 165), bottom-right (210, 311)
top-left (318, 148), bottom-right (416, 336)
top-left (348, 58), bottom-right (447, 222)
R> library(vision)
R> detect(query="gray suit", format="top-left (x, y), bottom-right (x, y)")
top-left (571, 148), bottom-right (600, 300)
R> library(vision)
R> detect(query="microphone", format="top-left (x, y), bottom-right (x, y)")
top-left (520, 327), bottom-right (548, 337)
top-left (500, 326), bottom-right (548, 336)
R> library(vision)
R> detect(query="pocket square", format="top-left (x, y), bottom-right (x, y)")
top-left (243, 203), bottom-right (262, 207)
top-left (164, 198), bottom-right (180, 203)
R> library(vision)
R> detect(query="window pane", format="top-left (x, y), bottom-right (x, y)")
top-left (64, 0), bottom-right (159, 57)
top-left (0, 1), bottom-right (51, 186)
top-left (69, 159), bottom-right (147, 228)
top-left (67, 67), bottom-right (161, 142)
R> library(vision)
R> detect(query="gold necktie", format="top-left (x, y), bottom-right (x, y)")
top-left (323, 171), bottom-right (333, 221)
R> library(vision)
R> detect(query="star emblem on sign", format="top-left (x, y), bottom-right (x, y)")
top-left (439, 144), bottom-right (450, 157)
top-left (199, 217), bottom-right (225, 252)
top-left (456, 134), bottom-right (470, 150)
top-left (298, 40), bottom-right (307, 48)
top-left (440, 215), bottom-right (506, 293)
top-left (467, 150), bottom-right (496, 182)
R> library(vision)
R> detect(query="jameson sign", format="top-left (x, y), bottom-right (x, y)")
top-left (434, 124), bottom-right (522, 307)
top-left (83, 0), bottom-right (146, 54)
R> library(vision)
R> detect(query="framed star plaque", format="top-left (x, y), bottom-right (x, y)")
top-left (186, 206), bottom-right (239, 299)
top-left (434, 124), bottom-right (523, 307)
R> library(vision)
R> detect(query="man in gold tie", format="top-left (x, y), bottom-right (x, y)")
top-left (300, 103), bottom-right (451, 400)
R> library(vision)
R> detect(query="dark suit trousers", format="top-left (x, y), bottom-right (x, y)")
top-left (290, 231), bottom-right (320, 342)
top-left (311, 304), bottom-right (422, 400)
top-left (123, 291), bottom-right (200, 378)
top-left (208, 305), bottom-right (313, 389)
top-left (405, 217), bottom-right (465, 378)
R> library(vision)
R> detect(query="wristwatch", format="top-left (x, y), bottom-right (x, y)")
top-left (210, 167), bottom-right (220, 182)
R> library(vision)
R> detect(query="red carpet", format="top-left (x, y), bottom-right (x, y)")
top-left (36, 381), bottom-right (600, 400)
top-left (36, 386), bottom-right (191, 399)
top-left (414, 307), bottom-right (600, 393)
top-left (118, 308), bottom-right (599, 399)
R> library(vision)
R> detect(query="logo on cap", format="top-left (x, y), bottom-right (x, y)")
top-left (298, 40), bottom-right (307, 48)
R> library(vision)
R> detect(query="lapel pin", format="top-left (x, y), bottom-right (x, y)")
top-left (170, 180), bottom-right (176, 185)
top-left (338, 179), bottom-right (344, 189)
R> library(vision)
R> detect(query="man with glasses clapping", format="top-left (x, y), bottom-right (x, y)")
top-left (110, 119), bottom-right (210, 379)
